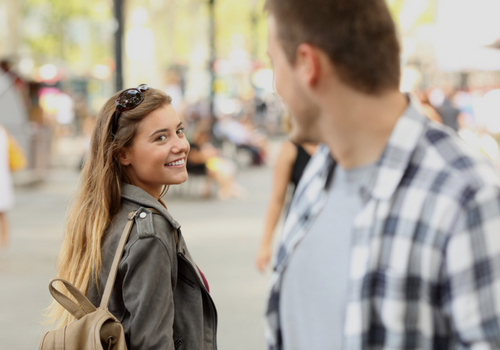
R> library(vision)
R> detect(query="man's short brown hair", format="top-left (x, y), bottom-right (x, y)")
top-left (265, 0), bottom-right (401, 94)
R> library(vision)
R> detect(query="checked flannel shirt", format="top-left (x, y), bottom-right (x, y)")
top-left (265, 98), bottom-right (500, 349)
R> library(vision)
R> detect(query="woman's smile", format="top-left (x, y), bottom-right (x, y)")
top-left (165, 157), bottom-right (186, 167)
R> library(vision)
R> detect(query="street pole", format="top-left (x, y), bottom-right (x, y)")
top-left (113, 0), bottom-right (124, 92)
top-left (251, 0), bottom-right (259, 61)
top-left (208, 0), bottom-right (216, 137)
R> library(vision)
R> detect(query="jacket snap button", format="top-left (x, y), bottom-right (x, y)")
top-left (139, 212), bottom-right (147, 219)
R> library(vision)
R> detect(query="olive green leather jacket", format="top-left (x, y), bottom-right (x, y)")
top-left (87, 184), bottom-right (217, 350)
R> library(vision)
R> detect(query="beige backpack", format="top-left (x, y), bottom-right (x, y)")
top-left (38, 211), bottom-right (139, 350)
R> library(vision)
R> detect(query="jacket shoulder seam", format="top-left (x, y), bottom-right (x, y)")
top-left (120, 235), bottom-right (173, 268)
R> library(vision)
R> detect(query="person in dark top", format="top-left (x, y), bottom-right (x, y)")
top-left (290, 142), bottom-right (312, 191)
top-left (187, 128), bottom-right (245, 199)
top-left (255, 140), bottom-right (318, 272)
top-left (186, 142), bottom-right (208, 175)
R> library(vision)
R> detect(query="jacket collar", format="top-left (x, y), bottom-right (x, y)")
top-left (121, 183), bottom-right (181, 230)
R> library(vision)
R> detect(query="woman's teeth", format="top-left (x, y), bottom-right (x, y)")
top-left (166, 159), bottom-right (185, 166)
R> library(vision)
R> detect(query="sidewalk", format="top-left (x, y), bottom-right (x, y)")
top-left (0, 139), bottom-right (285, 349)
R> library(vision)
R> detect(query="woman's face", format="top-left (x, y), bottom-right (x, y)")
top-left (119, 104), bottom-right (190, 199)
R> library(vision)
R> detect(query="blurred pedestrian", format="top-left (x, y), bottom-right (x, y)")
top-left (187, 127), bottom-right (244, 199)
top-left (264, 0), bottom-right (500, 349)
top-left (255, 139), bottom-right (317, 272)
top-left (0, 58), bottom-right (27, 92)
top-left (429, 88), bottom-right (461, 132)
top-left (0, 125), bottom-right (14, 249)
top-left (224, 115), bottom-right (267, 166)
top-left (415, 89), bottom-right (443, 124)
top-left (45, 85), bottom-right (217, 349)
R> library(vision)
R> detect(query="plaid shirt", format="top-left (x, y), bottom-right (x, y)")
top-left (265, 99), bottom-right (500, 349)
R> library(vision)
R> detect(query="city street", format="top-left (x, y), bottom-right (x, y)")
top-left (0, 140), bottom-right (283, 350)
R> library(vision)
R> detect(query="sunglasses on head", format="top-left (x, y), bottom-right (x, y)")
top-left (111, 84), bottom-right (149, 136)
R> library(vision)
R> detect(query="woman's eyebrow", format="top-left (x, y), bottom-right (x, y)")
top-left (150, 122), bottom-right (183, 137)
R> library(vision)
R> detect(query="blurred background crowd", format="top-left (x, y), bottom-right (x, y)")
top-left (1, 0), bottom-right (500, 181)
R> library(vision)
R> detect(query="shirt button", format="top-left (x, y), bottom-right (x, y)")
top-left (139, 212), bottom-right (147, 219)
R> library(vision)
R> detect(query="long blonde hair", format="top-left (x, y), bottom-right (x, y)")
top-left (46, 87), bottom-right (172, 327)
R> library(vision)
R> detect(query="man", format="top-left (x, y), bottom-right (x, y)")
top-left (264, 0), bottom-right (500, 349)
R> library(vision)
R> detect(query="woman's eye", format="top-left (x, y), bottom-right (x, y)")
top-left (176, 128), bottom-right (185, 136)
top-left (156, 135), bottom-right (167, 141)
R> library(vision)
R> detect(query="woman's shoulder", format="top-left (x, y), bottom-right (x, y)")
top-left (105, 202), bottom-right (178, 268)
top-left (116, 200), bottom-right (177, 240)
top-left (277, 140), bottom-right (298, 162)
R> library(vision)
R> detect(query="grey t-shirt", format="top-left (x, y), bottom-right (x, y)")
top-left (280, 162), bottom-right (375, 349)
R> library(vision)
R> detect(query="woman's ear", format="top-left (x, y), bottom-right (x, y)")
top-left (119, 147), bottom-right (131, 166)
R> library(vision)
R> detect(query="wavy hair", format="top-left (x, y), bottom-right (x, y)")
top-left (46, 87), bottom-right (172, 327)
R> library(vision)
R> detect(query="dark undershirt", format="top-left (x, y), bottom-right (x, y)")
top-left (291, 143), bottom-right (312, 191)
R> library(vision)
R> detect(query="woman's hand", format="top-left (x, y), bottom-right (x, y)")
top-left (255, 243), bottom-right (272, 272)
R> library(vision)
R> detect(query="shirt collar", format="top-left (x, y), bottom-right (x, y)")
top-left (365, 95), bottom-right (429, 200)
top-left (308, 95), bottom-right (428, 202)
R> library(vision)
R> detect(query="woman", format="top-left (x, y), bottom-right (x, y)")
top-left (46, 85), bottom-right (217, 349)
top-left (255, 140), bottom-right (317, 272)
top-left (187, 126), bottom-right (243, 199)
top-left (0, 124), bottom-right (14, 249)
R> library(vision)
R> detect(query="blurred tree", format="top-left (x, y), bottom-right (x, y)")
top-left (386, 0), bottom-right (436, 32)
top-left (216, 0), bottom-right (267, 61)
top-left (20, 0), bottom-right (113, 74)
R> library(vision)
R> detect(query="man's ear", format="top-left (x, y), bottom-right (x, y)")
top-left (296, 43), bottom-right (321, 87)
top-left (119, 147), bottom-right (131, 166)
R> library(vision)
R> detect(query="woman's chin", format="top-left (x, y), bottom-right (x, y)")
top-left (166, 173), bottom-right (189, 185)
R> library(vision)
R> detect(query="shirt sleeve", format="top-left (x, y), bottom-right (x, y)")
top-left (444, 185), bottom-right (500, 348)
top-left (119, 236), bottom-right (176, 350)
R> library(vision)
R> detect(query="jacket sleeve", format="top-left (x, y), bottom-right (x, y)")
top-left (119, 236), bottom-right (175, 350)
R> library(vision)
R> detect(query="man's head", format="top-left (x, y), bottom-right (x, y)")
top-left (266, 0), bottom-right (401, 142)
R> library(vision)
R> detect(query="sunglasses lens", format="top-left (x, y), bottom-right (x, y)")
top-left (116, 90), bottom-right (143, 109)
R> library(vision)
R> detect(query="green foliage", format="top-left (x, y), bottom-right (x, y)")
top-left (386, 0), bottom-right (436, 29)
top-left (216, 0), bottom-right (267, 59)
top-left (415, 0), bottom-right (436, 27)
top-left (20, 0), bottom-right (113, 70)
top-left (19, 0), bottom-right (271, 78)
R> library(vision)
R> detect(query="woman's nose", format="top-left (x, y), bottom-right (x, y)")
top-left (172, 136), bottom-right (189, 154)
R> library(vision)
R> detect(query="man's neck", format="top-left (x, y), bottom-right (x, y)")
top-left (319, 88), bottom-right (408, 169)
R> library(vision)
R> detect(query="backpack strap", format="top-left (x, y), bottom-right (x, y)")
top-left (50, 207), bottom-right (179, 317)
top-left (99, 207), bottom-right (178, 309)
top-left (47, 211), bottom-right (139, 318)
top-left (99, 210), bottom-right (138, 309)
top-left (48, 278), bottom-right (97, 319)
